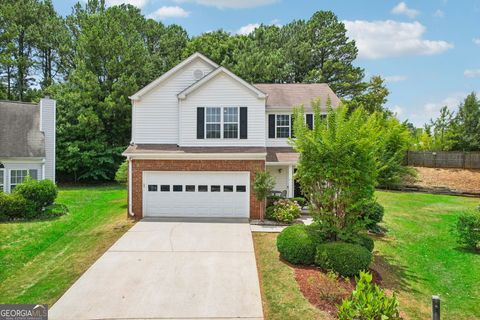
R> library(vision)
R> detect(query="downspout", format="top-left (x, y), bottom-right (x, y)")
top-left (128, 156), bottom-right (134, 217)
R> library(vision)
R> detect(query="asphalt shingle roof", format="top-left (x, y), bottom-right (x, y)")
top-left (0, 101), bottom-right (45, 158)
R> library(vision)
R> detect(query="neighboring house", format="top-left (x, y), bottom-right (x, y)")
top-left (123, 53), bottom-right (340, 220)
top-left (0, 98), bottom-right (56, 193)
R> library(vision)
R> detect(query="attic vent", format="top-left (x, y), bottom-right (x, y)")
top-left (193, 69), bottom-right (204, 80)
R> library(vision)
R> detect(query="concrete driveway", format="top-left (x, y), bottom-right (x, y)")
top-left (49, 218), bottom-right (263, 320)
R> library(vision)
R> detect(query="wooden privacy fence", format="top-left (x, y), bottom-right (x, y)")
top-left (406, 151), bottom-right (480, 169)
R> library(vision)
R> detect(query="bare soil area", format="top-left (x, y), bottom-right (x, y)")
top-left (408, 167), bottom-right (480, 193)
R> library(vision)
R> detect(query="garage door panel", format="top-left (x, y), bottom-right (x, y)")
top-left (143, 171), bottom-right (249, 218)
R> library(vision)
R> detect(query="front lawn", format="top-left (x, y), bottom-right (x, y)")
top-left (0, 185), bottom-right (133, 305)
top-left (253, 191), bottom-right (479, 320)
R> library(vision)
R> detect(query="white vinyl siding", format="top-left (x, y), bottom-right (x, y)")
top-left (266, 165), bottom-right (289, 193)
top-left (133, 59), bottom-right (215, 144)
top-left (0, 161), bottom-right (43, 193)
top-left (40, 98), bottom-right (56, 182)
top-left (180, 72), bottom-right (265, 146)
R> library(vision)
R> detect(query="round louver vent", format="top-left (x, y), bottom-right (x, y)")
top-left (193, 69), bottom-right (204, 80)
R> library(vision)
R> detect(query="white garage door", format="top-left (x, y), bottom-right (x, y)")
top-left (143, 171), bottom-right (250, 218)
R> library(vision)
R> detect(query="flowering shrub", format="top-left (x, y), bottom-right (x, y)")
top-left (271, 198), bottom-right (302, 223)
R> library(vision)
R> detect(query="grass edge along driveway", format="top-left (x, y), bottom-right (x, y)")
top-left (0, 185), bottom-right (133, 306)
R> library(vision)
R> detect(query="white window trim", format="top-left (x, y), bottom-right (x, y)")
top-left (0, 169), bottom-right (4, 192)
top-left (275, 114), bottom-right (291, 139)
top-left (205, 106), bottom-right (240, 140)
top-left (9, 169), bottom-right (29, 191)
top-left (205, 107), bottom-right (221, 139)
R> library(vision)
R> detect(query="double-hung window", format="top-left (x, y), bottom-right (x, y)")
top-left (10, 169), bottom-right (29, 191)
top-left (206, 107), bottom-right (221, 139)
top-left (276, 114), bottom-right (290, 138)
top-left (223, 107), bottom-right (239, 139)
top-left (206, 107), bottom-right (239, 139)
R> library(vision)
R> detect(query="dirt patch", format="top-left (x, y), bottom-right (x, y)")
top-left (293, 266), bottom-right (382, 316)
top-left (410, 167), bottom-right (480, 193)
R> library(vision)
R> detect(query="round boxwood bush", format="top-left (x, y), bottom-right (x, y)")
top-left (13, 178), bottom-right (57, 211)
top-left (360, 201), bottom-right (385, 230)
top-left (315, 242), bottom-right (372, 277)
top-left (0, 192), bottom-right (35, 221)
top-left (277, 224), bottom-right (317, 265)
top-left (350, 234), bottom-right (375, 252)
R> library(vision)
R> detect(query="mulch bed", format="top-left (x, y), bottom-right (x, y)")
top-left (293, 265), bottom-right (382, 316)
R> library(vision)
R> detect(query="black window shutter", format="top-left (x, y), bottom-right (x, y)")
top-left (290, 114), bottom-right (295, 138)
top-left (197, 107), bottom-right (205, 139)
top-left (240, 107), bottom-right (248, 139)
top-left (306, 114), bottom-right (313, 130)
top-left (268, 114), bottom-right (275, 138)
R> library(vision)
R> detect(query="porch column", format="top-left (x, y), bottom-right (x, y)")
top-left (287, 164), bottom-right (294, 198)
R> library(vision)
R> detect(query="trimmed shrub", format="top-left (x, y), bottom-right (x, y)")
top-left (315, 242), bottom-right (372, 277)
top-left (277, 224), bottom-right (317, 265)
top-left (337, 271), bottom-right (402, 320)
top-left (265, 205), bottom-right (275, 220)
top-left (13, 178), bottom-right (57, 212)
top-left (350, 234), bottom-right (375, 252)
top-left (270, 198), bottom-right (302, 223)
top-left (115, 160), bottom-right (128, 184)
top-left (360, 201), bottom-right (384, 230)
top-left (0, 192), bottom-right (35, 221)
top-left (455, 211), bottom-right (480, 251)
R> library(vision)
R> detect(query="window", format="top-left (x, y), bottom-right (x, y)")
top-left (0, 169), bottom-right (4, 192)
top-left (160, 185), bottom-right (170, 192)
top-left (29, 169), bottom-right (38, 180)
top-left (10, 169), bottom-right (28, 191)
top-left (223, 185), bottom-right (234, 192)
top-left (198, 185), bottom-right (208, 192)
top-left (276, 114), bottom-right (290, 138)
top-left (206, 107), bottom-right (221, 138)
top-left (148, 185), bottom-right (158, 192)
top-left (236, 185), bottom-right (246, 192)
top-left (223, 107), bottom-right (239, 139)
top-left (186, 185), bottom-right (195, 192)
top-left (173, 185), bottom-right (183, 192)
top-left (211, 185), bottom-right (221, 192)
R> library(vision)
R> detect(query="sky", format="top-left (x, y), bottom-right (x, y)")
top-left (51, 0), bottom-right (480, 127)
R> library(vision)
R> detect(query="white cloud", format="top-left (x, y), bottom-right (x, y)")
top-left (391, 105), bottom-right (404, 116)
top-left (464, 69), bottom-right (480, 78)
top-left (344, 20), bottom-right (453, 59)
top-left (433, 9), bottom-right (445, 18)
top-left (237, 23), bottom-right (260, 35)
top-left (174, 0), bottom-right (277, 9)
top-left (148, 6), bottom-right (190, 20)
top-left (391, 2), bottom-right (419, 18)
top-left (473, 38), bottom-right (480, 46)
top-left (385, 75), bottom-right (407, 82)
top-left (410, 92), bottom-right (467, 125)
top-left (105, 0), bottom-right (149, 8)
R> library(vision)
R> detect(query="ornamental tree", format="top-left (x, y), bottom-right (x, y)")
top-left (292, 102), bottom-right (377, 236)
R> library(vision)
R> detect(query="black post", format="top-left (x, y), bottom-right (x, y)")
top-left (432, 295), bottom-right (440, 320)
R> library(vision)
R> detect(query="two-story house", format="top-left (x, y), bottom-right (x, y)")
top-left (123, 53), bottom-right (340, 220)
top-left (0, 98), bottom-right (56, 192)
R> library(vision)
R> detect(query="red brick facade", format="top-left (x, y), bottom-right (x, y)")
top-left (130, 159), bottom-right (265, 220)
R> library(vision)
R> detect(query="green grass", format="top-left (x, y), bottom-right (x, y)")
top-left (0, 185), bottom-right (133, 305)
top-left (254, 191), bottom-right (479, 320)
top-left (374, 191), bottom-right (480, 320)
top-left (253, 233), bottom-right (332, 320)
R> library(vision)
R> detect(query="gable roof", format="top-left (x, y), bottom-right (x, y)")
top-left (254, 83), bottom-right (341, 109)
top-left (129, 52), bottom-right (219, 101)
top-left (178, 67), bottom-right (267, 100)
top-left (0, 101), bottom-right (45, 158)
